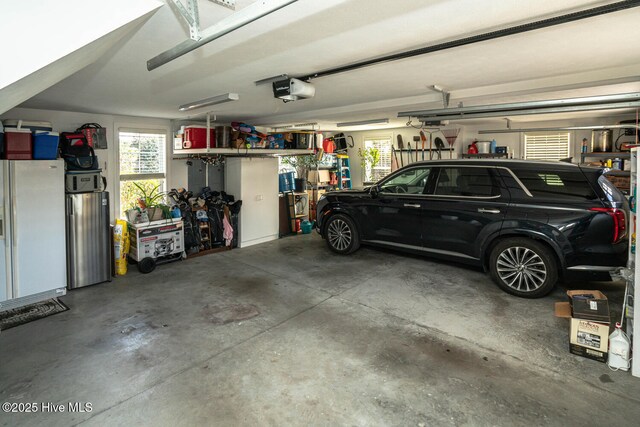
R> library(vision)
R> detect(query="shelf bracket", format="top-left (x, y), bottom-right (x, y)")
top-left (172, 0), bottom-right (201, 41)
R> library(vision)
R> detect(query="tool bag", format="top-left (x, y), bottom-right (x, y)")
top-left (59, 132), bottom-right (99, 170)
top-left (76, 123), bottom-right (107, 149)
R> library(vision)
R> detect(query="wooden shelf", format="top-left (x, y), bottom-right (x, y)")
top-left (604, 170), bottom-right (630, 176)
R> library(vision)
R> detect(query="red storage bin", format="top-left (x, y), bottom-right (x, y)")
top-left (183, 126), bottom-right (216, 149)
top-left (4, 128), bottom-right (32, 159)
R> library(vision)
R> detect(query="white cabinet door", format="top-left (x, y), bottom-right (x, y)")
top-left (11, 160), bottom-right (66, 297)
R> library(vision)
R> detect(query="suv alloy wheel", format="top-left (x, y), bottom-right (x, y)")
top-left (489, 237), bottom-right (558, 298)
top-left (325, 214), bottom-right (360, 254)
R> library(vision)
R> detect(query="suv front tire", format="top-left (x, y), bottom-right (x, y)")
top-left (325, 214), bottom-right (360, 254)
top-left (489, 238), bottom-right (558, 298)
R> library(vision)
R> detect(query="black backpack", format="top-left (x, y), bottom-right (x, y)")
top-left (59, 132), bottom-right (99, 170)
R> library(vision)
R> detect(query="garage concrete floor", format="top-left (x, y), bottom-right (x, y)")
top-left (1, 234), bottom-right (640, 426)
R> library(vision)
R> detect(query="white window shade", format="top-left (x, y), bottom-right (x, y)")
top-left (524, 132), bottom-right (571, 161)
top-left (364, 137), bottom-right (392, 182)
top-left (119, 131), bottom-right (166, 180)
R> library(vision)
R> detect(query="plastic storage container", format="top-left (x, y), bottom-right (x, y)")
top-left (2, 120), bottom-right (52, 132)
top-left (183, 126), bottom-right (216, 149)
top-left (33, 131), bottom-right (60, 159)
top-left (279, 172), bottom-right (294, 192)
top-left (4, 128), bottom-right (33, 159)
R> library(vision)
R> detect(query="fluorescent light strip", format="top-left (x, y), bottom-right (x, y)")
top-left (178, 93), bottom-right (239, 111)
top-left (336, 118), bottom-right (389, 127)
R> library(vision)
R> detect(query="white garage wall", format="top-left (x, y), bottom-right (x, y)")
top-left (334, 113), bottom-right (636, 187)
top-left (0, 107), bottom-right (187, 221)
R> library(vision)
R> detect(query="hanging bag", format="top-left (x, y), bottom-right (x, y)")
top-left (59, 132), bottom-right (99, 170)
top-left (76, 123), bottom-right (108, 149)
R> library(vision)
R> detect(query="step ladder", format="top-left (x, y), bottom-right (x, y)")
top-left (337, 154), bottom-right (352, 190)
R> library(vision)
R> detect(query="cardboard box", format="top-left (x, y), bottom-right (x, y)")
top-left (567, 290), bottom-right (610, 323)
top-left (555, 302), bottom-right (610, 363)
top-left (308, 169), bottom-right (330, 184)
top-left (128, 219), bottom-right (184, 262)
top-left (569, 318), bottom-right (610, 363)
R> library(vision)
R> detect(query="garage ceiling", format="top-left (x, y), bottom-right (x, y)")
top-left (19, 0), bottom-right (640, 129)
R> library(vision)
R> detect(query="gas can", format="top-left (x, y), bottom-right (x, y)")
top-left (607, 323), bottom-right (631, 371)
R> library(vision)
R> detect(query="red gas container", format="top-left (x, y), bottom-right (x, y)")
top-left (4, 128), bottom-right (33, 159)
top-left (183, 126), bottom-right (216, 149)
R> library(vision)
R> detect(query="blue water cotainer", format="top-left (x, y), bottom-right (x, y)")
top-left (32, 131), bottom-right (60, 159)
top-left (279, 171), bottom-right (294, 192)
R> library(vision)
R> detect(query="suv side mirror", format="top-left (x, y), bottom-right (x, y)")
top-left (370, 185), bottom-right (379, 198)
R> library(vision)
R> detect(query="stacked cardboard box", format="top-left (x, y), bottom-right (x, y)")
top-left (555, 290), bottom-right (611, 363)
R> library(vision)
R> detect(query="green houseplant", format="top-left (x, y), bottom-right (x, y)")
top-left (127, 182), bottom-right (171, 222)
top-left (358, 146), bottom-right (381, 184)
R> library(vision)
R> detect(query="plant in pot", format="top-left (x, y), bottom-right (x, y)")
top-left (126, 182), bottom-right (171, 223)
top-left (281, 154), bottom-right (319, 192)
top-left (358, 146), bottom-right (381, 185)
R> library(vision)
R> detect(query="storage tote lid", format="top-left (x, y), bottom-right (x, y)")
top-left (4, 127), bottom-right (32, 134)
top-left (2, 119), bottom-right (52, 130)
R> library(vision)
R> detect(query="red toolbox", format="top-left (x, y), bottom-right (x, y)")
top-left (4, 128), bottom-right (33, 159)
top-left (183, 126), bottom-right (216, 149)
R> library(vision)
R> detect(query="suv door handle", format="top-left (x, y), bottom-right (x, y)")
top-left (478, 208), bottom-right (501, 214)
top-left (404, 203), bottom-right (421, 208)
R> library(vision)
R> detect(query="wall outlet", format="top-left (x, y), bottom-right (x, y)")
top-left (255, 194), bottom-right (263, 201)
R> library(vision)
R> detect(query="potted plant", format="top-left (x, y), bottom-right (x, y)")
top-left (126, 183), bottom-right (171, 223)
top-left (281, 154), bottom-right (320, 192)
top-left (358, 146), bottom-right (381, 185)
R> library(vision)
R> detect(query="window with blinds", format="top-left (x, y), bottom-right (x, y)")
top-left (363, 137), bottom-right (392, 182)
top-left (119, 130), bottom-right (167, 216)
top-left (524, 132), bottom-right (571, 161)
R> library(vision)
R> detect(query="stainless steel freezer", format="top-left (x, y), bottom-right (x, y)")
top-left (66, 192), bottom-right (111, 289)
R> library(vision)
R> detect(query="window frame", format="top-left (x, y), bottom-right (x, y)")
top-left (363, 134), bottom-right (393, 183)
top-left (523, 131), bottom-right (571, 161)
top-left (116, 126), bottom-right (171, 217)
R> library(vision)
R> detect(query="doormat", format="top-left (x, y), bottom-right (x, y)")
top-left (0, 299), bottom-right (68, 331)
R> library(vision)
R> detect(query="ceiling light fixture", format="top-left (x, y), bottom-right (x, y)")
top-left (178, 92), bottom-right (239, 111)
top-left (336, 118), bottom-right (389, 127)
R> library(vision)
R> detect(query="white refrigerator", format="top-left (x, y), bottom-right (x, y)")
top-left (0, 160), bottom-right (67, 311)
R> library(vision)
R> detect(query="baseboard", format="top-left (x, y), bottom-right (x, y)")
top-left (239, 234), bottom-right (279, 248)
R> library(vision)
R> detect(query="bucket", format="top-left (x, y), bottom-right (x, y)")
top-left (476, 141), bottom-right (490, 154)
top-left (294, 177), bottom-right (306, 192)
top-left (591, 129), bottom-right (613, 152)
top-left (301, 220), bottom-right (313, 234)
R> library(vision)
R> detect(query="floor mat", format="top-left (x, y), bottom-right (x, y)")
top-left (0, 299), bottom-right (68, 331)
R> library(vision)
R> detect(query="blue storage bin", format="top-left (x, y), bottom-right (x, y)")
top-left (279, 171), bottom-right (294, 192)
top-left (33, 131), bottom-right (59, 160)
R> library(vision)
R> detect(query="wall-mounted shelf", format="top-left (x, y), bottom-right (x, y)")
top-left (580, 152), bottom-right (630, 161)
top-left (173, 148), bottom-right (313, 158)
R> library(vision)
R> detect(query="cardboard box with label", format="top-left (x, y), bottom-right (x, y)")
top-left (554, 290), bottom-right (610, 363)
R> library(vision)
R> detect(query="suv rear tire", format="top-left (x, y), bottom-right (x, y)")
top-left (325, 214), bottom-right (360, 254)
top-left (489, 238), bottom-right (558, 298)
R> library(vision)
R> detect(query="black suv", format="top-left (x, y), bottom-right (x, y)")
top-left (316, 159), bottom-right (628, 298)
